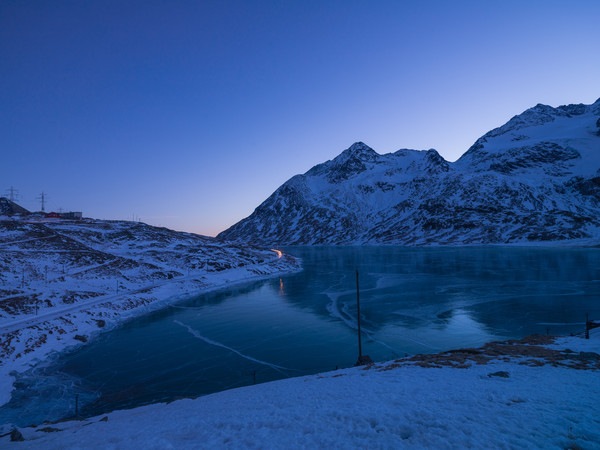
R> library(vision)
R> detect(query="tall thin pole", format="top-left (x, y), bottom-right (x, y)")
top-left (356, 269), bottom-right (362, 358)
top-left (38, 192), bottom-right (46, 212)
top-left (586, 313), bottom-right (590, 339)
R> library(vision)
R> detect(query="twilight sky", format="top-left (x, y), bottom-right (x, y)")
top-left (1, 0), bottom-right (599, 236)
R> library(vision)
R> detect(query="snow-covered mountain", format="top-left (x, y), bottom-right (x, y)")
top-left (218, 98), bottom-right (600, 245)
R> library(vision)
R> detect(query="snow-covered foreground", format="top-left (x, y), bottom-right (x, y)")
top-left (5, 330), bottom-right (599, 449)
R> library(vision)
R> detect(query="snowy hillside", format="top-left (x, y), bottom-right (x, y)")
top-left (0, 218), bottom-right (299, 406)
top-left (219, 98), bottom-right (600, 245)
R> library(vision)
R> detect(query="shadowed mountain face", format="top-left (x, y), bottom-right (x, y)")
top-left (218, 99), bottom-right (600, 246)
top-left (0, 198), bottom-right (30, 215)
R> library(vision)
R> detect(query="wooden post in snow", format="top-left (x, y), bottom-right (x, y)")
top-left (586, 313), bottom-right (590, 339)
top-left (354, 270), bottom-right (372, 366)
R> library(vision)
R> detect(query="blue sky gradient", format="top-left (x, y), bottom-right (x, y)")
top-left (2, 0), bottom-right (599, 235)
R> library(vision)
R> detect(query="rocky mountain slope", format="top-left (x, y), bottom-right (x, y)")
top-left (218, 98), bottom-right (600, 245)
top-left (0, 198), bottom-right (29, 215)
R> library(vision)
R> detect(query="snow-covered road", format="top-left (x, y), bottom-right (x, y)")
top-left (0, 274), bottom-right (192, 335)
top-left (0, 262), bottom-right (284, 336)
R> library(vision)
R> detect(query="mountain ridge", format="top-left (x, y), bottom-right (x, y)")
top-left (218, 98), bottom-right (600, 246)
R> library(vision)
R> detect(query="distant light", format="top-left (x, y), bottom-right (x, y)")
top-left (271, 249), bottom-right (283, 258)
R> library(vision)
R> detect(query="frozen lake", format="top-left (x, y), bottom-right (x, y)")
top-left (3, 246), bottom-right (600, 426)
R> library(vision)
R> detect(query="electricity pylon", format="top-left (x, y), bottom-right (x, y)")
top-left (37, 192), bottom-right (47, 212)
top-left (6, 186), bottom-right (18, 202)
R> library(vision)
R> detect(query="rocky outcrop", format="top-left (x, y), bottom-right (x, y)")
top-left (0, 198), bottom-right (30, 215)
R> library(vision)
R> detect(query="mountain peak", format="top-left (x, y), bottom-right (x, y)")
top-left (348, 141), bottom-right (372, 152)
top-left (308, 142), bottom-right (379, 183)
top-left (338, 142), bottom-right (378, 161)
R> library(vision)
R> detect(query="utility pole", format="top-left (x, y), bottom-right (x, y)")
top-left (37, 192), bottom-right (47, 212)
top-left (354, 269), bottom-right (372, 366)
top-left (586, 313), bottom-right (590, 339)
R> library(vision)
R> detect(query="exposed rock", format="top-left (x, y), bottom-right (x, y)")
top-left (375, 334), bottom-right (600, 372)
top-left (0, 197), bottom-right (30, 215)
top-left (37, 426), bottom-right (61, 433)
top-left (578, 351), bottom-right (600, 360)
top-left (488, 371), bottom-right (510, 378)
top-left (10, 428), bottom-right (24, 442)
top-left (354, 355), bottom-right (374, 366)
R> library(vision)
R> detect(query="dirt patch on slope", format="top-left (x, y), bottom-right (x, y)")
top-left (374, 334), bottom-right (600, 371)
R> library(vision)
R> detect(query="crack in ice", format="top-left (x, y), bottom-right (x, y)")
top-left (173, 320), bottom-right (291, 375)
